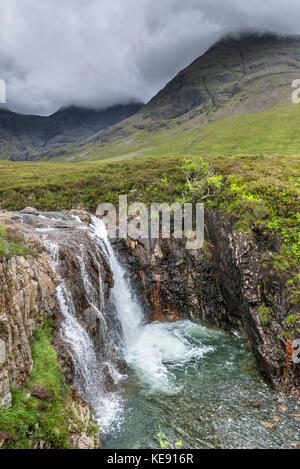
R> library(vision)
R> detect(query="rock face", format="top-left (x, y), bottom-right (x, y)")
top-left (45, 217), bottom-right (126, 390)
top-left (76, 33), bottom-right (300, 154)
top-left (0, 210), bottom-right (106, 448)
top-left (115, 210), bottom-right (300, 398)
top-left (0, 250), bottom-right (59, 405)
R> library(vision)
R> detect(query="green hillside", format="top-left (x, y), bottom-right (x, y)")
top-left (54, 102), bottom-right (300, 162)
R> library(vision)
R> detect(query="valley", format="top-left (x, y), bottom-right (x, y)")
top-left (0, 32), bottom-right (299, 450)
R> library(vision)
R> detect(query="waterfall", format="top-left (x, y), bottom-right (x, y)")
top-left (44, 231), bottom-right (125, 434)
top-left (92, 218), bottom-right (144, 350)
top-left (44, 215), bottom-right (214, 435)
top-left (16, 213), bottom-right (300, 449)
top-left (93, 218), bottom-right (214, 394)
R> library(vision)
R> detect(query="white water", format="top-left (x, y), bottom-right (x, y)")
top-left (44, 217), bottom-right (215, 434)
top-left (44, 235), bottom-right (124, 434)
top-left (41, 216), bottom-right (300, 448)
top-left (93, 218), bottom-right (214, 395)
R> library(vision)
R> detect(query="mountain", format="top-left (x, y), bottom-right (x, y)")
top-left (141, 32), bottom-right (300, 120)
top-left (3, 33), bottom-right (300, 162)
top-left (0, 103), bottom-right (143, 161)
top-left (46, 32), bottom-right (300, 162)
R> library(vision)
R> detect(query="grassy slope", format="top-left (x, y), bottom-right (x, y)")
top-left (50, 102), bottom-right (300, 162)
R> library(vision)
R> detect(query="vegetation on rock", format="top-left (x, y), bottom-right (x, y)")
top-left (0, 225), bottom-right (28, 259)
top-left (0, 319), bottom-right (97, 449)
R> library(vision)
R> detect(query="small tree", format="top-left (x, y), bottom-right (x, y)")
top-left (179, 157), bottom-right (223, 203)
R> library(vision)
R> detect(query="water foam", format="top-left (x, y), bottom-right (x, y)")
top-left (93, 218), bottom-right (214, 394)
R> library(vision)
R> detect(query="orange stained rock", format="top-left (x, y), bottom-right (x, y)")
top-left (282, 339), bottom-right (296, 381)
top-left (167, 304), bottom-right (179, 322)
top-left (150, 272), bottom-right (164, 322)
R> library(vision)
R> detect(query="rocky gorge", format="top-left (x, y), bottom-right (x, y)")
top-left (0, 207), bottom-right (299, 449)
top-left (117, 210), bottom-right (300, 398)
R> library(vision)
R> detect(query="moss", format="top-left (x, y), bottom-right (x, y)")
top-left (0, 225), bottom-right (28, 259)
top-left (87, 421), bottom-right (99, 438)
top-left (0, 319), bottom-right (91, 449)
top-left (258, 304), bottom-right (271, 326)
top-left (283, 329), bottom-right (293, 340)
top-left (286, 314), bottom-right (300, 325)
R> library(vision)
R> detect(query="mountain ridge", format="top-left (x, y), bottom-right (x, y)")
top-left (2, 32), bottom-right (300, 161)
top-left (0, 102), bottom-right (143, 161)
top-left (41, 32), bottom-right (300, 162)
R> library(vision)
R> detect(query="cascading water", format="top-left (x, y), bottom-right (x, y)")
top-left (44, 226), bottom-right (126, 434)
top-left (41, 214), bottom-right (299, 449)
top-left (92, 219), bottom-right (299, 450)
top-left (93, 218), bottom-right (214, 394)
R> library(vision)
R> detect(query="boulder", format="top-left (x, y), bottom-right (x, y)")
top-left (20, 207), bottom-right (39, 216)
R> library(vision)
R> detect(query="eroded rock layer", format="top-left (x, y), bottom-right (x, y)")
top-left (115, 211), bottom-right (299, 398)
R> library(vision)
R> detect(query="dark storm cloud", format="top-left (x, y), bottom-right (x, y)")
top-left (1, 0), bottom-right (300, 115)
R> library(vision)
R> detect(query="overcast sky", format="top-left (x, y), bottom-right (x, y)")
top-left (1, 0), bottom-right (300, 115)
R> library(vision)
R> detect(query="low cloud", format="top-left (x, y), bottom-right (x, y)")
top-left (1, 0), bottom-right (300, 115)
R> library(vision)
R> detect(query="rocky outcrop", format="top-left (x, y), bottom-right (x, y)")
top-left (0, 250), bottom-right (59, 405)
top-left (46, 219), bottom-right (126, 390)
top-left (0, 210), bottom-right (104, 448)
top-left (115, 210), bottom-right (300, 399)
top-left (68, 391), bottom-right (100, 450)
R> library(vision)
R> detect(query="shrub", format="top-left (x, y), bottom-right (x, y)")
top-left (258, 304), bottom-right (271, 326)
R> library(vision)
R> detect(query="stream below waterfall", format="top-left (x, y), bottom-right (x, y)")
top-left (93, 219), bottom-right (300, 450)
top-left (36, 213), bottom-right (299, 450)
top-left (103, 322), bottom-right (300, 449)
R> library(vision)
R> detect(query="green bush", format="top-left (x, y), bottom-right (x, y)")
top-left (178, 157), bottom-right (224, 204)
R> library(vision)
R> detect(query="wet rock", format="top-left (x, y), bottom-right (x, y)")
top-left (102, 364), bottom-right (117, 392)
top-left (289, 412), bottom-right (300, 419)
top-left (272, 416), bottom-right (280, 422)
top-left (260, 421), bottom-right (275, 430)
top-left (20, 206), bottom-right (39, 216)
top-left (249, 401), bottom-right (261, 409)
top-left (277, 405), bottom-right (288, 413)
top-left (81, 306), bottom-right (101, 336)
top-left (68, 210), bottom-right (91, 224)
top-left (291, 442), bottom-right (300, 448)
